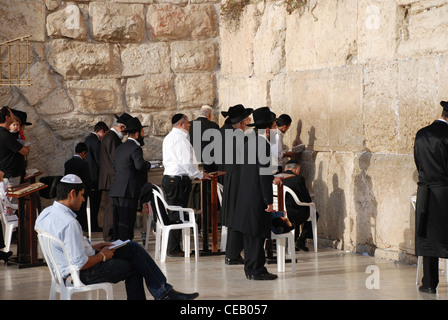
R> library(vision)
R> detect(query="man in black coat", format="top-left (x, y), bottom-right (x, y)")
top-left (98, 113), bottom-right (132, 240)
top-left (189, 105), bottom-right (220, 173)
top-left (220, 104), bottom-right (253, 265)
top-left (84, 121), bottom-right (109, 232)
top-left (282, 159), bottom-right (318, 251)
top-left (233, 107), bottom-right (281, 280)
top-left (414, 101), bottom-right (448, 294)
top-left (109, 117), bottom-right (151, 241)
top-left (64, 142), bottom-right (91, 230)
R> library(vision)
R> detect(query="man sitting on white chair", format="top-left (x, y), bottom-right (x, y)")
top-left (34, 174), bottom-right (199, 300)
top-left (282, 160), bottom-right (318, 252)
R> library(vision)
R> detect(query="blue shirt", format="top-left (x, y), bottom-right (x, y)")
top-left (35, 201), bottom-right (95, 278)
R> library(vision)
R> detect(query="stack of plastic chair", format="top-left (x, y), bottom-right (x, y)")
top-left (0, 181), bottom-right (18, 254)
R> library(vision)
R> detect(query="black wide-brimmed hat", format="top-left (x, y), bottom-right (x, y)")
top-left (441, 101), bottom-right (448, 111)
top-left (226, 104), bottom-right (253, 125)
top-left (11, 109), bottom-right (32, 125)
top-left (247, 107), bottom-right (277, 127)
top-left (114, 112), bottom-right (132, 124)
top-left (122, 117), bottom-right (147, 133)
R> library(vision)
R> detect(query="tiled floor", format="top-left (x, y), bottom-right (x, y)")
top-left (1, 228), bottom-right (446, 301)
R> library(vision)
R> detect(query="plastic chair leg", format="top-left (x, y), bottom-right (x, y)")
top-left (416, 256), bottom-right (423, 285)
top-left (182, 228), bottom-right (191, 258)
top-left (276, 238), bottom-right (286, 273)
top-left (160, 231), bottom-right (170, 263)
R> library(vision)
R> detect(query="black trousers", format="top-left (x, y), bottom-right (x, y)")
top-left (162, 175), bottom-right (192, 254)
top-left (89, 188), bottom-right (102, 230)
top-left (225, 227), bottom-right (244, 260)
top-left (243, 234), bottom-right (267, 277)
top-left (422, 256), bottom-right (439, 289)
top-left (112, 197), bottom-right (138, 241)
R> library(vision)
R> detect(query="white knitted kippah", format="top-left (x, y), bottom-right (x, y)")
top-left (60, 174), bottom-right (83, 184)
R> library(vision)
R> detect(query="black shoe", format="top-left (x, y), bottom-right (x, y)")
top-left (247, 272), bottom-right (278, 280)
top-left (419, 286), bottom-right (436, 294)
top-left (295, 240), bottom-right (309, 251)
top-left (225, 256), bottom-right (244, 265)
top-left (167, 250), bottom-right (185, 257)
top-left (161, 289), bottom-right (199, 300)
top-left (0, 251), bottom-right (12, 263)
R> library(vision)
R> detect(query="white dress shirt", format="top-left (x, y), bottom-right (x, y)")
top-left (162, 127), bottom-right (203, 179)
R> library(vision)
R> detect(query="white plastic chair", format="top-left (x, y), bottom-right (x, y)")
top-left (283, 185), bottom-right (318, 253)
top-left (411, 195), bottom-right (448, 285)
top-left (217, 183), bottom-right (227, 252)
top-left (35, 228), bottom-right (114, 300)
top-left (0, 181), bottom-right (18, 253)
top-left (271, 213), bottom-right (296, 275)
top-left (144, 185), bottom-right (164, 250)
top-left (152, 189), bottom-right (199, 263)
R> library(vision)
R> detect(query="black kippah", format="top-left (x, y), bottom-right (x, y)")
top-left (171, 113), bottom-right (184, 124)
top-left (441, 101), bottom-right (448, 111)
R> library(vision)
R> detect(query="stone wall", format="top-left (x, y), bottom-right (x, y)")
top-left (0, 0), bottom-right (219, 175)
top-left (2, 0), bottom-right (448, 261)
top-left (219, 0), bottom-right (448, 260)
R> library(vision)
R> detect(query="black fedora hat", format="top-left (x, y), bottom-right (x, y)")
top-left (247, 107), bottom-right (277, 127)
top-left (122, 117), bottom-right (147, 133)
top-left (227, 104), bottom-right (254, 125)
top-left (11, 109), bottom-right (32, 125)
top-left (114, 112), bottom-right (132, 124)
top-left (441, 101), bottom-right (448, 111)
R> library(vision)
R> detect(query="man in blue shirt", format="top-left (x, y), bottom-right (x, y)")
top-left (35, 174), bottom-right (199, 300)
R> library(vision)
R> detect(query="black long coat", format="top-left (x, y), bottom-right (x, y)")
top-left (98, 130), bottom-right (122, 191)
top-left (221, 128), bottom-right (246, 228)
top-left (84, 133), bottom-right (101, 189)
top-left (233, 134), bottom-right (274, 239)
top-left (414, 120), bottom-right (448, 258)
top-left (108, 139), bottom-right (151, 200)
top-left (189, 117), bottom-right (220, 172)
top-left (64, 155), bottom-right (91, 193)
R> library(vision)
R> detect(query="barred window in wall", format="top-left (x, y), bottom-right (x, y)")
top-left (0, 35), bottom-right (32, 87)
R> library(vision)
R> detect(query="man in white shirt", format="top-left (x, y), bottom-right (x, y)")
top-left (162, 114), bottom-right (212, 256)
top-left (271, 114), bottom-right (292, 173)
top-left (35, 174), bottom-right (199, 300)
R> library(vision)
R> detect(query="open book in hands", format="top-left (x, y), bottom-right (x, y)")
top-left (109, 239), bottom-right (130, 249)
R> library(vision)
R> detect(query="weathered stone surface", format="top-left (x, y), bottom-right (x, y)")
top-left (253, 3), bottom-right (286, 75)
top-left (19, 61), bottom-right (57, 106)
top-left (121, 43), bottom-right (170, 77)
top-left (171, 41), bottom-right (218, 72)
top-left (47, 39), bottom-right (121, 80)
top-left (45, 0), bottom-right (59, 11)
top-left (285, 0), bottom-right (358, 71)
top-left (153, 113), bottom-right (174, 136)
top-left (0, 0), bottom-right (46, 42)
top-left (35, 88), bottom-right (74, 116)
top-left (147, 4), bottom-right (218, 40)
top-left (89, 2), bottom-right (145, 43)
top-left (46, 5), bottom-right (88, 40)
top-left (126, 74), bottom-right (176, 112)
top-left (66, 79), bottom-right (124, 115)
top-left (176, 73), bottom-right (215, 107)
top-left (218, 75), bottom-right (269, 111)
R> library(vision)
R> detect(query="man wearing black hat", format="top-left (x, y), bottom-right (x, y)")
top-left (272, 114), bottom-right (292, 172)
top-left (232, 107), bottom-right (280, 280)
top-left (282, 159), bottom-right (318, 251)
top-left (220, 104), bottom-right (253, 265)
top-left (414, 101), bottom-right (448, 294)
top-left (109, 117), bottom-right (151, 241)
top-left (0, 107), bottom-right (29, 188)
top-left (99, 113), bottom-right (132, 241)
top-left (162, 114), bottom-right (213, 256)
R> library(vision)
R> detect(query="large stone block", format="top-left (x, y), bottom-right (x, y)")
top-left (175, 73), bottom-right (215, 106)
top-left (253, 2), bottom-right (286, 75)
top-left (362, 62), bottom-right (400, 154)
top-left (171, 41), bottom-right (218, 72)
top-left (89, 2), bottom-right (146, 43)
top-left (126, 74), bottom-right (176, 112)
top-left (19, 61), bottom-right (57, 106)
top-left (397, 0), bottom-right (448, 58)
top-left (218, 75), bottom-right (269, 111)
top-left (35, 89), bottom-right (74, 116)
top-left (47, 39), bottom-right (121, 80)
top-left (147, 4), bottom-right (218, 40)
top-left (285, 0), bottom-right (358, 71)
top-left (121, 43), bottom-right (170, 77)
top-left (46, 4), bottom-right (88, 40)
top-left (0, 0), bottom-right (46, 42)
top-left (66, 79), bottom-right (125, 115)
top-left (220, 4), bottom-right (261, 76)
top-left (397, 56), bottom-right (439, 155)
